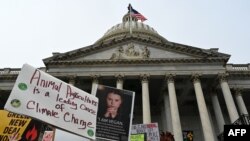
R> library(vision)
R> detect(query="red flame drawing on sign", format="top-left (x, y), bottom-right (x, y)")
top-left (26, 125), bottom-right (38, 141)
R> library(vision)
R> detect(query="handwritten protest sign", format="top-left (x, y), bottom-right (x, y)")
top-left (4, 64), bottom-right (98, 140)
top-left (131, 123), bottom-right (160, 141)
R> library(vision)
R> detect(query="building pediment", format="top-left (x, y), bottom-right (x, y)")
top-left (77, 42), bottom-right (194, 61)
top-left (43, 37), bottom-right (230, 66)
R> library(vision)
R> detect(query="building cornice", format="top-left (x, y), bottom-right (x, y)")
top-left (45, 57), bottom-right (228, 66)
top-left (0, 75), bottom-right (18, 80)
top-left (227, 71), bottom-right (250, 77)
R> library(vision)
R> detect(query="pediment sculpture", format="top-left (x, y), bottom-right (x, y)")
top-left (110, 43), bottom-right (150, 59)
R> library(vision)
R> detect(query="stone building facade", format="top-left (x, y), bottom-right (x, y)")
top-left (1, 13), bottom-right (250, 141)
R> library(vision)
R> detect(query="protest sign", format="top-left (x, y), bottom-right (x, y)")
top-left (0, 110), bottom-right (30, 140)
top-left (4, 64), bottom-right (98, 140)
top-left (42, 131), bottom-right (54, 141)
top-left (183, 130), bottom-right (193, 141)
top-left (95, 85), bottom-right (135, 141)
top-left (0, 110), bottom-right (42, 141)
top-left (130, 133), bottom-right (147, 141)
top-left (131, 123), bottom-right (160, 141)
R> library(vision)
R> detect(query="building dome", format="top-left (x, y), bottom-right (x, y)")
top-left (95, 13), bottom-right (168, 44)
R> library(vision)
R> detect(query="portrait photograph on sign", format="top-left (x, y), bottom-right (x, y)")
top-left (95, 84), bottom-right (135, 141)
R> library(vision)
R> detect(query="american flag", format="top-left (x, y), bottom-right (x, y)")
top-left (128, 4), bottom-right (147, 22)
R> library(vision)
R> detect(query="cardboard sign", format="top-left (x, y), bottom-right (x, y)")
top-left (131, 123), bottom-right (160, 141)
top-left (95, 85), bottom-right (135, 141)
top-left (4, 64), bottom-right (98, 140)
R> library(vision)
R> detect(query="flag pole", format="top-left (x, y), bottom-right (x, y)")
top-left (129, 4), bottom-right (132, 35)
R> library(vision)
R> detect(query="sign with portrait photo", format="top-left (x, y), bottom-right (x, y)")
top-left (4, 64), bottom-right (98, 140)
top-left (95, 84), bottom-right (135, 141)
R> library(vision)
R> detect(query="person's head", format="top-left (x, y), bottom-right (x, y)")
top-left (106, 91), bottom-right (122, 111)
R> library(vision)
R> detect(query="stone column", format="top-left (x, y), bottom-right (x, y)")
top-left (210, 91), bottom-right (225, 133)
top-left (166, 74), bottom-right (183, 141)
top-left (140, 74), bottom-right (151, 124)
top-left (161, 106), bottom-right (167, 131)
top-left (163, 91), bottom-right (172, 132)
top-left (218, 73), bottom-right (239, 123)
top-left (91, 74), bottom-right (99, 95)
top-left (115, 74), bottom-right (124, 89)
top-left (192, 74), bottom-right (215, 141)
top-left (68, 75), bottom-right (76, 85)
top-left (234, 88), bottom-right (248, 115)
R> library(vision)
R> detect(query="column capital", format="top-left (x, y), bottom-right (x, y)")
top-left (191, 73), bottom-right (201, 83)
top-left (233, 87), bottom-right (243, 96)
top-left (210, 88), bottom-right (218, 96)
top-left (218, 73), bottom-right (229, 83)
top-left (90, 74), bottom-right (100, 83)
top-left (165, 73), bottom-right (176, 83)
top-left (140, 73), bottom-right (150, 83)
top-left (115, 73), bottom-right (125, 83)
top-left (67, 75), bottom-right (77, 85)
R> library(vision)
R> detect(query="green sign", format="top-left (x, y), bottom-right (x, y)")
top-left (130, 133), bottom-right (146, 141)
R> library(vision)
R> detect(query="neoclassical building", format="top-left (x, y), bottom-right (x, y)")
top-left (1, 13), bottom-right (249, 141)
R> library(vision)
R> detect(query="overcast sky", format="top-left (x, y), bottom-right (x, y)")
top-left (1, 0), bottom-right (250, 140)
